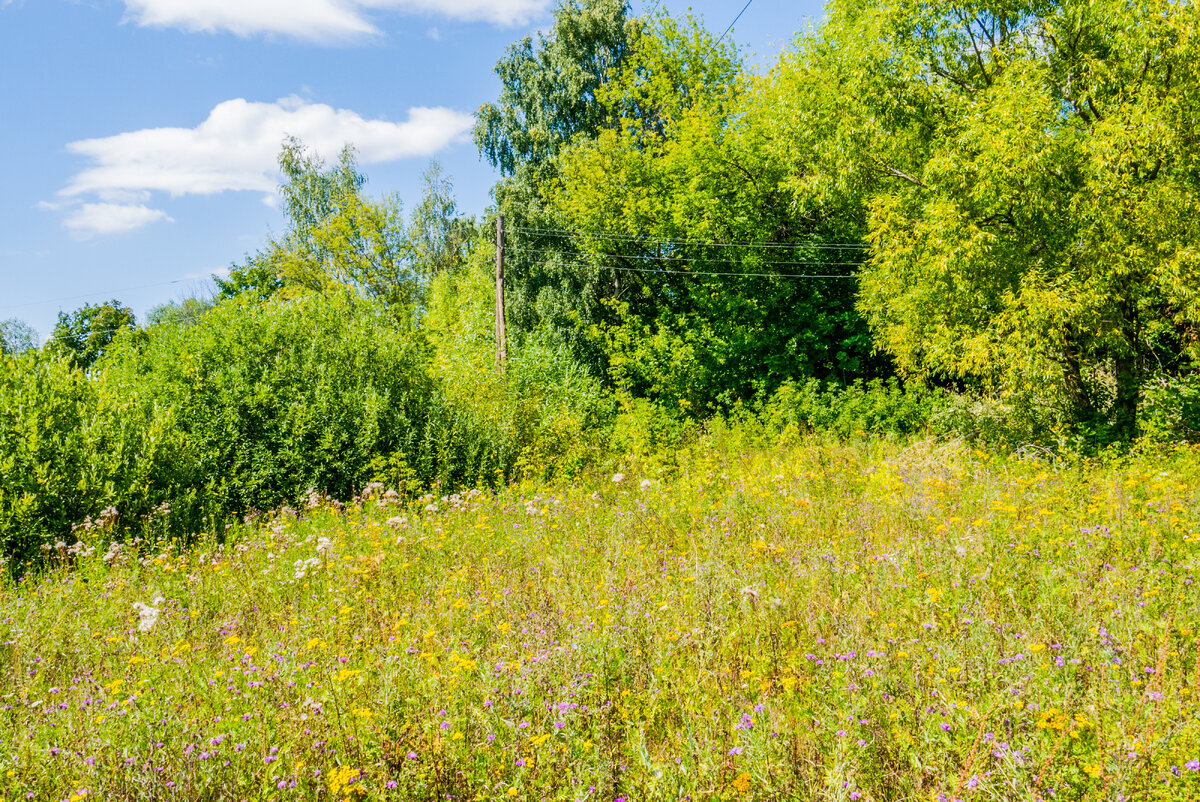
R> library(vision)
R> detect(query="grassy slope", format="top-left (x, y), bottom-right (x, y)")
top-left (2, 436), bottom-right (1200, 801)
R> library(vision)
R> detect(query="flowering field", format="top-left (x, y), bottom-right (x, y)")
top-left (2, 436), bottom-right (1200, 801)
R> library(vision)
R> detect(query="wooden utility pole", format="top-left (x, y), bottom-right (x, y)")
top-left (495, 214), bottom-right (507, 371)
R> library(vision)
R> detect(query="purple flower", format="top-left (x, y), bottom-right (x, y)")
top-left (728, 747), bottom-right (743, 756)
top-left (1187, 760), bottom-right (1200, 771)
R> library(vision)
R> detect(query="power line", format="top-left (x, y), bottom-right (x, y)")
top-left (0, 278), bottom-right (200, 314)
top-left (511, 246), bottom-right (863, 268)
top-left (506, 225), bottom-right (869, 250)
top-left (719, 0), bottom-right (756, 42)
top-left (527, 258), bottom-right (856, 279)
top-left (516, 244), bottom-right (864, 266)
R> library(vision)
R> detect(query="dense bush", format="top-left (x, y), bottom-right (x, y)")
top-left (99, 290), bottom-right (433, 520)
top-left (420, 262), bottom-right (615, 487)
top-left (760, 377), bottom-right (943, 439)
top-left (1, 285), bottom-right (619, 567)
top-left (0, 350), bottom-right (185, 568)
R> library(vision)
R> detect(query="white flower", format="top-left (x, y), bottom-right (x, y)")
top-left (612, 473), bottom-right (625, 484)
top-left (132, 601), bottom-right (160, 632)
top-left (639, 479), bottom-right (652, 490)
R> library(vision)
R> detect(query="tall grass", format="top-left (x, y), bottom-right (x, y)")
top-left (1, 435), bottom-right (1198, 800)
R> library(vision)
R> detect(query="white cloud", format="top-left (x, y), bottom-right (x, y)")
top-left (54, 96), bottom-right (474, 234)
top-left (64, 204), bottom-right (174, 237)
top-left (123, 0), bottom-right (548, 40)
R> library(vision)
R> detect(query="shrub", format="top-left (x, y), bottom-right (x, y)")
top-left (0, 350), bottom-right (184, 567)
top-left (760, 377), bottom-right (943, 439)
top-left (98, 290), bottom-right (433, 522)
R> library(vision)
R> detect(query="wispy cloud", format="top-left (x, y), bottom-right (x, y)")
top-left (122, 0), bottom-right (549, 41)
top-left (63, 204), bottom-right (174, 238)
top-left (52, 96), bottom-right (475, 235)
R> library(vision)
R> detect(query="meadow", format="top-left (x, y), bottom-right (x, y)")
top-left (2, 433), bottom-right (1199, 801)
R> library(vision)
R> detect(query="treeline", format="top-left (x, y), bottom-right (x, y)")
top-left (4, 0), bottom-right (1200, 566)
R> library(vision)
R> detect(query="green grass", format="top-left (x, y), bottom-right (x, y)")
top-left (2, 435), bottom-right (1200, 800)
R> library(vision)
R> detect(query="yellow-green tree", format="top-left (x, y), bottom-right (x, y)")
top-left (772, 0), bottom-right (1200, 440)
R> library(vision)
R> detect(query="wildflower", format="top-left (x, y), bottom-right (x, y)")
top-left (132, 601), bottom-right (160, 632)
top-left (728, 747), bottom-right (743, 756)
top-left (612, 473), bottom-right (624, 484)
top-left (639, 479), bottom-right (651, 490)
top-left (732, 772), bottom-right (752, 793)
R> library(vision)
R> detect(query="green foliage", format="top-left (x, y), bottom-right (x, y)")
top-left (100, 290), bottom-right (432, 519)
top-left (0, 318), bottom-right (38, 355)
top-left (421, 254), bottom-right (615, 486)
top-left (145, 296), bottom-right (214, 328)
top-left (213, 258), bottom-right (283, 302)
top-left (0, 348), bottom-right (187, 568)
top-left (760, 378), bottom-right (943, 440)
top-left (474, 0), bottom-right (635, 180)
top-left (549, 14), bottom-right (884, 412)
top-left (609, 396), bottom-right (696, 473)
top-left (222, 140), bottom-right (419, 317)
top-left (408, 162), bottom-right (473, 279)
top-left (474, 0), bottom-right (638, 371)
top-left (46, 299), bottom-right (136, 371)
top-left (785, 0), bottom-right (1200, 442)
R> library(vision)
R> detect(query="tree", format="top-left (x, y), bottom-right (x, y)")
top-left (474, 0), bottom-right (639, 366)
top-left (777, 0), bottom-right (1200, 441)
top-left (46, 300), bottom-right (136, 371)
top-left (146, 297), bottom-right (214, 328)
top-left (0, 319), bottom-right (38, 356)
top-left (234, 139), bottom-right (419, 316)
top-left (213, 258), bottom-right (283, 302)
top-left (408, 162), bottom-right (472, 279)
top-left (547, 14), bottom-right (883, 411)
top-left (475, 0), bottom-right (636, 183)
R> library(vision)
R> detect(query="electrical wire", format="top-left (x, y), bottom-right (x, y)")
top-left (719, 0), bottom-right (756, 42)
top-left (510, 246), bottom-right (863, 270)
top-left (522, 258), bottom-right (856, 279)
top-left (506, 225), bottom-right (869, 250)
top-left (0, 278), bottom-right (198, 313)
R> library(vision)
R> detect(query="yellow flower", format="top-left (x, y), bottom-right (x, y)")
top-left (733, 772), bottom-right (752, 793)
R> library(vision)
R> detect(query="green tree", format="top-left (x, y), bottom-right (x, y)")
top-left (548, 14), bottom-right (882, 411)
top-left (233, 139), bottom-right (419, 315)
top-left (0, 318), bottom-right (38, 355)
top-left (146, 296), bottom-right (214, 328)
top-left (781, 0), bottom-right (1200, 441)
top-left (213, 258), bottom-right (283, 302)
top-left (47, 300), bottom-right (136, 371)
top-left (408, 161), bottom-right (472, 279)
top-left (474, 0), bottom-right (639, 366)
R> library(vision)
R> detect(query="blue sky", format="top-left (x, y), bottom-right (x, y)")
top-left (0, 0), bottom-right (825, 340)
